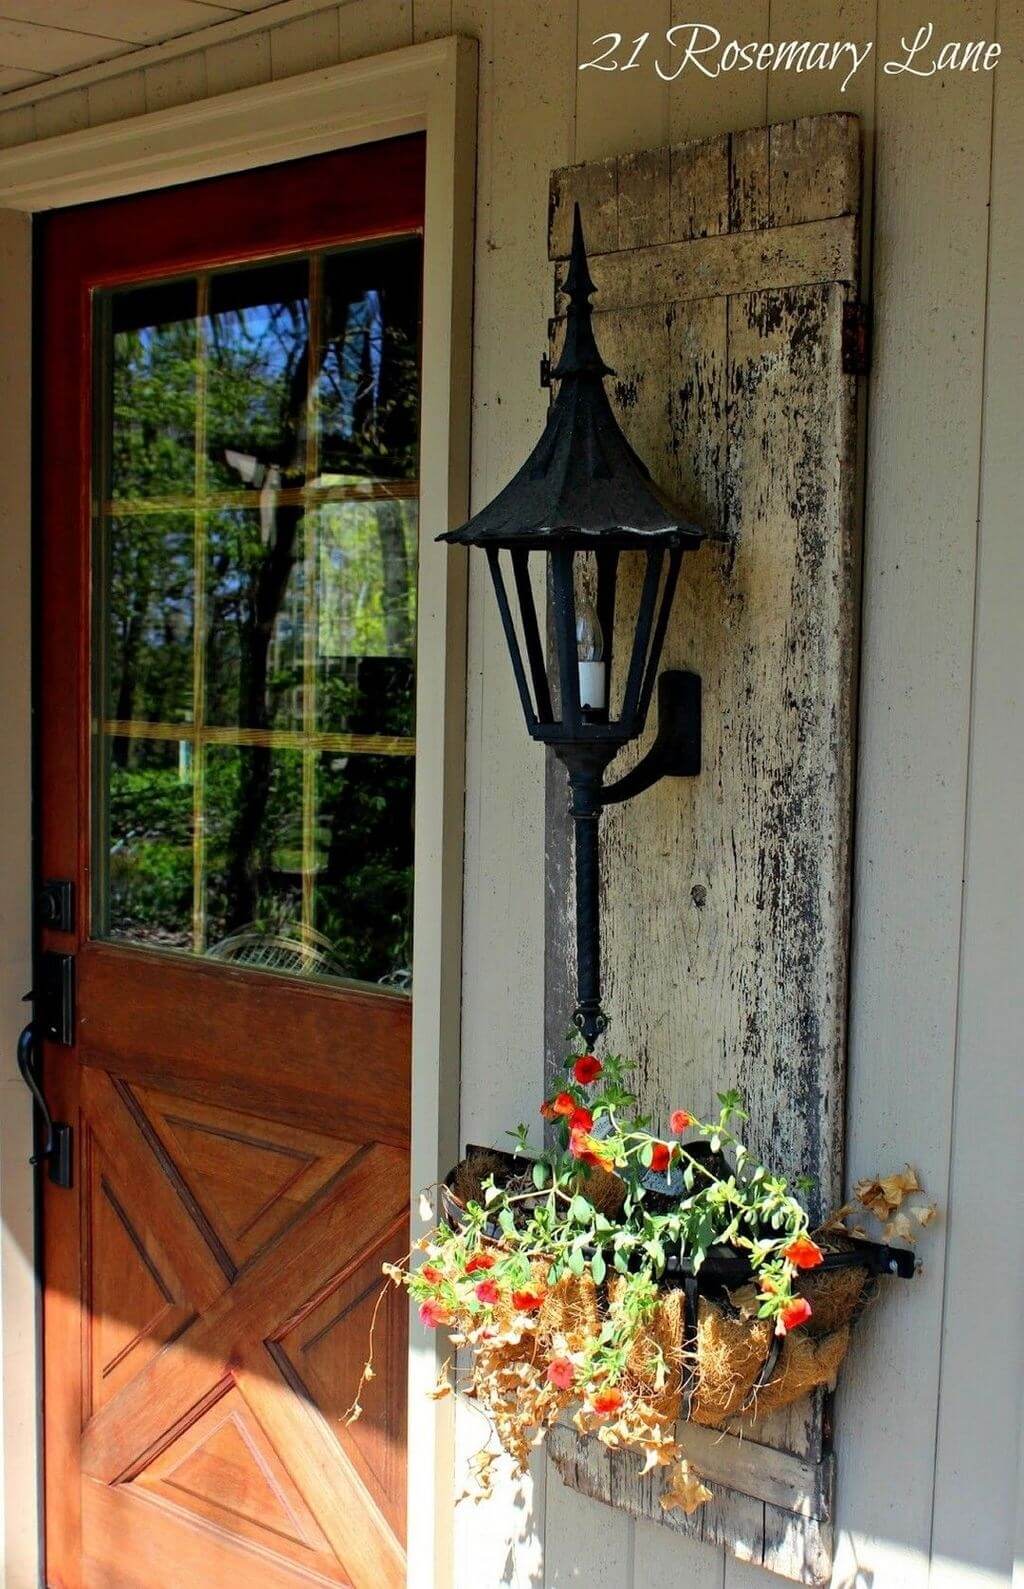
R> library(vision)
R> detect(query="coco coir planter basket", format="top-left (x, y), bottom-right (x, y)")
top-left (440, 1145), bottom-right (914, 1434)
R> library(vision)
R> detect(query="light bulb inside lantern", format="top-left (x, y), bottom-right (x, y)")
top-left (576, 600), bottom-right (606, 710)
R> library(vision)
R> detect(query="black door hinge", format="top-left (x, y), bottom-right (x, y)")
top-left (842, 301), bottom-right (872, 376)
top-left (40, 950), bottom-right (75, 1047)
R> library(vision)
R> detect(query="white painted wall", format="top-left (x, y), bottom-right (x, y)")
top-left (0, 2), bottom-right (1019, 1587)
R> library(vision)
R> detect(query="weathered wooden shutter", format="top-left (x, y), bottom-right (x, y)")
top-left (544, 114), bottom-right (863, 1585)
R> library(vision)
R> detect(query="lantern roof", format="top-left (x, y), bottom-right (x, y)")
top-left (438, 204), bottom-right (724, 551)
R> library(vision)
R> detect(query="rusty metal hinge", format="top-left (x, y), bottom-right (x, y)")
top-left (842, 301), bottom-right (872, 376)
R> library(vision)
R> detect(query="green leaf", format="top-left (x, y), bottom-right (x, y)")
top-left (568, 1246), bottom-right (586, 1277)
top-left (614, 1249), bottom-right (630, 1273)
top-left (711, 1134), bottom-right (722, 1153)
top-left (483, 1182), bottom-right (501, 1205)
top-left (498, 1208), bottom-right (517, 1238)
top-left (571, 1194), bottom-right (594, 1223)
top-left (591, 1250), bottom-right (607, 1284)
top-left (532, 1160), bottom-right (549, 1190)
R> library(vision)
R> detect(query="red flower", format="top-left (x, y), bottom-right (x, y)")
top-left (547, 1357), bottom-right (575, 1390)
top-left (589, 1386), bottom-right (624, 1416)
top-left (648, 1141), bottom-right (672, 1173)
top-left (569, 1106), bottom-right (594, 1133)
top-left (782, 1234), bottom-right (824, 1270)
top-left (669, 1109), bottom-right (692, 1135)
top-left (777, 1297), bottom-right (813, 1335)
top-left (475, 1279), bottom-right (500, 1305)
top-left (512, 1289), bottom-right (545, 1312)
top-left (419, 1300), bottom-right (449, 1328)
top-left (569, 1127), bottom-right (614, 1173)
top-left (421, 1265), bottom-right (443, 1285)
top-left (573, 1055), bottom-right (603, 1085)
top-left (465, 1253), bottom-right (495, 1274)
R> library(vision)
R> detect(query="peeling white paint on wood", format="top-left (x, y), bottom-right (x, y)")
top-left (545, 113), bottom-right (862, 1584)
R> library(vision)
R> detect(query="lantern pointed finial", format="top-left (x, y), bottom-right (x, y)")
top-left (552, 203), bottom-right (612, 380)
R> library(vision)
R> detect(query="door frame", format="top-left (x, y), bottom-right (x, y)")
top-left (0, 34), bottom-right (476, 1589)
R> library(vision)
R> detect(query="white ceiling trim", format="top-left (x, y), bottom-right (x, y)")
top-left (0, 0), bottom-right (342, 109)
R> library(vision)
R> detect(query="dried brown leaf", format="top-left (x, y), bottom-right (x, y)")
top-left (660, 1459), bottom-right (712, 1516)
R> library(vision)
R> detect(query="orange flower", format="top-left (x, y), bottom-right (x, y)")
top-left (573, 1054), bottom-right (603, 1085)
top-left (465, 1253), bottom-right (495, 1274)
top-left (474, 1279), bottom-right (500, 1305)
top-left (777, 1297), bottom-right (813, 1335)
top-left (569, 1127), bottom-right (614, 1172)
top-left (512, 1288), bottom-right (545, 1312)
top-left (547, 1357), bottom-right (575, 1390)
top-left (541, 1093), bottom-right (575, 1120)
top-left (419, 1300), bottom-right (449, 1328)
top-left (669, 1109), bottom-right (692, 1135)
top-left (782, 1234), bottom-right (824, 1270)
top-left (539, 1098), bottom-right (558, 1120)
top-left (589, 1386), bottom-right (624, 1416)
top-left (421, 1265), bottom-right (443, 1285)
top-left (758, 1276), bottom-right (778, 1296)
top-left (569, 1106), bottom-right (594, 1133)
top-left (648, 1141), bottom-right (672, 1173)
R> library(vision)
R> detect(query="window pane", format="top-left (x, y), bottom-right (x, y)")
top-left (93, 237), bottom-right (421, 994)
top-left (206, 260), bottom-right (310, 495)
top-left (109, 280), bottom-right (198, 502)
top-left (316, 499), bottom-right (416, 738)
top-left (315, 752), bottom-right (414, 988)
top-left (205, 507), bottom-right (307, 733)
top-left (101, 513), bottom-right (194, 725)
top-left (318, 239), bottom-right (421, 482)
top-left (102, 736), bottom-right (195, 950)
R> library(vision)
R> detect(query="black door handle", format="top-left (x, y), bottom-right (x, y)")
top-left (16, 1021), bottom-right (73, 1189)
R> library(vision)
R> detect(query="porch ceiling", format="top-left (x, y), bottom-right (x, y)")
top-left (0, 0), bottom-right (282, 97)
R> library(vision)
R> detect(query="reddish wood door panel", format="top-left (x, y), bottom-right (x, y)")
top-left (38, 138), bottom-right (424, 1589)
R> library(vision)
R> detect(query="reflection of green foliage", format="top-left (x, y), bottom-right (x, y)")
top-left (112, 321), bottom-right (197, 500)
top-left (100, 243), bottom-right (422, 987)
top-left (108, 762), bottom-right (192, 940)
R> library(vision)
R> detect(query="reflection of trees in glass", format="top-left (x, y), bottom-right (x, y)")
top-left (98, 240), bottom-right (422, 986)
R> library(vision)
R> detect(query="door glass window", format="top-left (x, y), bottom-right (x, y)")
top-left (92, 237), bottom-right (421, 992)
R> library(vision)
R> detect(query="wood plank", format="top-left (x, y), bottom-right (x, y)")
top-left (768, 114), bottom-right (859, 227)
top-left (550, 155), bottom-right (618, 258)
top-left (268, 8), bottom-right (340, 78)
top-left (728, 125), bottom-right (770, 231)
top-left (203, 26), bottom-right (271, 92)
top-left (82, 1476), bottom-right (342, 1589)
top-left (77, 943), bottom-right (411, 1147)
top-left (0, 18), bottom-right (132, 73)
top-left (86, 67), bottom-right (146, 125)
top-left (555, 215), bottom-right (858, 311)
top-left (928, 6), bottom-right (1024, 1583)
top-left (668, 0), bottom-right (770, 141)
top-left (617, 145), bottom-right (671, 250)
top-left (834, 2), bottom-right (997, 1587)
top-left (669, 133), bottom-right (729, 242)
top-left (0, 2), bottom-right (239, 44)
top-left (546, 113), bottom-right (862, 1586)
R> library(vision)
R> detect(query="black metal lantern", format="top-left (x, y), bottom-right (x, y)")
top-left (439, 206), bottom-right (726, 1045)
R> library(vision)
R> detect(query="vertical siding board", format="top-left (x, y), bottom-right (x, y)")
top-left (269, 10), bottom-right (341, 78)
top-left (413, 0), bottom-right (454, 43)
top-left (86, 70), bottom-right (147, 128)
top-left (337, 0), bottom-right (414, 59)
top-left (144, 51), bottom-right (208, 114)
top-left (927, 4), bottom-right (1023, 1586)
top-left (449, 3), bottom-right (576, 1585)
top-left (577, 0), bottom-right (672, 158)
top-left (32, 87), bottom-right (91, 141)
top-left (835, 4), bottom-right (997, 1589)
top-left (667, 0), bottom-right (770, 141)
top-left (203, 29), bottom-right (272, 94)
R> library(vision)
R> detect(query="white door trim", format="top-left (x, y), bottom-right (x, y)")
top-left (0, 34), bottom-right (476, 1589)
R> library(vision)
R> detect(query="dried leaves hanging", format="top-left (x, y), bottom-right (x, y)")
top-left (660, 1459), bottom-right (713, 1516)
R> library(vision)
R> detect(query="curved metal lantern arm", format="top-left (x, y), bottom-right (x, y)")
top-left (602, 671), bottom-right (701, 805)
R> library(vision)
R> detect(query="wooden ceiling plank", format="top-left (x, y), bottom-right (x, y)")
top-left (0, 19), bottom-right (133, 74)
top-left (0, 2), bottom-right (241, 46)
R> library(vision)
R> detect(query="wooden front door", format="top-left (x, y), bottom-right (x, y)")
top-left (37, 136), bottom-right (425, 1589)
